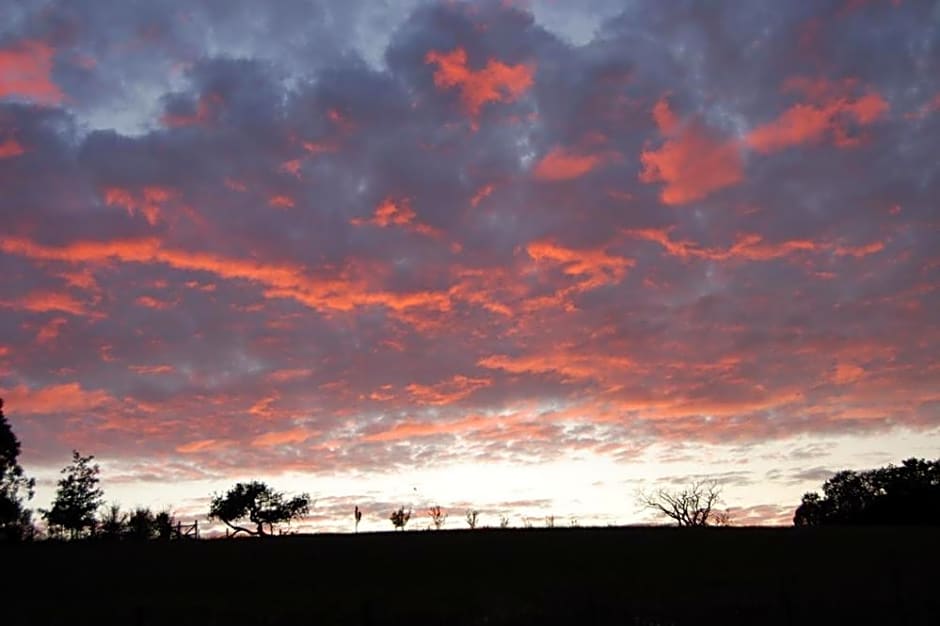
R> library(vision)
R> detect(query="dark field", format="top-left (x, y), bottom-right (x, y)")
top-left (4, 526), bottom-right (938, 625)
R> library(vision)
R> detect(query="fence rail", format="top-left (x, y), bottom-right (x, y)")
top-left (174, 520), bottom-right (198, 539)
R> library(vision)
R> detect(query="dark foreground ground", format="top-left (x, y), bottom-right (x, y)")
top-left (3, 526), bottom-right (938, 625)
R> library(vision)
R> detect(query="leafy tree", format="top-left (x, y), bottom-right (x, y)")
top-left (428, 505), bottom-right (446, 530)
top-left (0, 398), bottom-right (35, 541)
top-left (794, 457), bottom-right (940, 526)
top-left (126, 507), bottom-right (157, 541)
top-left (42, 450), bottom-right (104, 539)
top-left (208, 481), bottom-right (310, 536)
top-left (639, 480), bottom-right (724, 527)
top-left (155, 510), bottom-right (176, 540)
top-left (390, 506), bottom-right (411, 531)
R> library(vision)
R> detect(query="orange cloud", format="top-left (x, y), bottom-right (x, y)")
top-left (479, 349), bottom-right (632, 383)
top-left (425, 47), bottom-right (533, 124)
top-left (2, 290), bottom-right (90, 316)
top-left (832, 362), bottom-right (865, 384)
top-left (302, 140), bottom-right (338, 155)
top-left (266, 368), bottom-right (314, 383)
top-left (0, 235), bottom-right (452, 317)
top-left (533, 146), bottom-right (602, 181)
top-left (746, 78), bottom-right (889, 153)
top-left (280, 159), bottom-right (302, 178)
top-left (0, 40), bottom-right (63, 104)
top-left (526, 240), bottom-right (633, 289)
top-left (351, 197), bottom-right (439, 237)
top-left (0, 382), bottom-right (111, 414)
top-left (406, 375), bottom-right (492, 405)
top-left (0, 138), bottom-right (24, 159)
top-left (834, 240), bottom-right (885, 258)
top-left (269, 194), bottom-right (295, 209)
top-left (135, 295), bottom-right (177, 309)
top-left (128, 364), bottom-right (174, 375)
top-left (176, 438), bottom-right (231, 454)
top-left (36, 317), bottom-right (67, 343)
top-left (251, 427), bottom-right (315, 447)
top-left (104, 186), bottom-right (175, 226)
top-left (625, 228), bottom-right (820, 262)
top-left (640, 97), bottom-right (743, 205)
top-left (470, 183), bottom-right (495, 207)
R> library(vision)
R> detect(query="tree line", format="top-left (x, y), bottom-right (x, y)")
top-left (2, 397), bottom-right (938, 541)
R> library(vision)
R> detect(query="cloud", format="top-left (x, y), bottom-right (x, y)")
top-left (0, 40), bottom-right (63, 104)
top-left (1, 382), bottom-right (111, 414)
top-left (0, 0), bottom-right (938, 529)
top-left (746, 78), bottom-right (889, 152)
top-left (639, 97), bottom-right (743, 205)
top-left (425, 47), bottom-right (534, 124)
top-left (533, 146), bottom-right (603, 181)
top-left (0, 137), bottom-right (24, 158)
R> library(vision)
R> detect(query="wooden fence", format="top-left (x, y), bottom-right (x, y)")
top-left (174, 520), bottom-right (199, 539)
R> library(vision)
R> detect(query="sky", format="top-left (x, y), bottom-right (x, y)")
top-left (1, 0), bottom-right (938, 533)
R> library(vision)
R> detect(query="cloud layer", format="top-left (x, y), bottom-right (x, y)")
top-left (1, 0), bottom-right (938, 528)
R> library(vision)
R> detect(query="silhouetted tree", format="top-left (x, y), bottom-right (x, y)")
top-left (208, 481), bottom-right (310, 536)
top-left (390, 506), bottom-right (411, 531)
top-left (465, 509), bottom-right (480, 529)
top-left (428, 505), bottom-right (446, 529)
top-left (126, 507), bottom-right (157, 540)
top-left (99, 503), bottom-right (127, 540)
top-left (794, 457), bottom-right (940, 526)
top-left (155, 510), bottom-right (176, 540)
top-left (354, 505), bottom-right (362, 533)
top-left (639, 480), bottom-right (724, 526)
top-left (0, 398), bottom-right (35, 541)
top-left (42, 450), bottom-right (104, 539)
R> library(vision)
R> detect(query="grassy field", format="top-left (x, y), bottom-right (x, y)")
top-left (3, 526), bottom-right (938, 625)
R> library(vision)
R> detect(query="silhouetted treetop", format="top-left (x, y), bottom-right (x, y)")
top-left (0, 398), bottom-right (36, 540)
top-left (639, 480), bottom-right (726, 527)
top-left (42, 450), bottom-right (104, 539)
top-left (794, 457), bottom-right (940, 526)
top-left (208, 481), bottom-right (310, 536)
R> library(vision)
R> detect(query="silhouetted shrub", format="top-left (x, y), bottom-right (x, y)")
top-left (466, 509), bottom-right (479, 529)
top-left (99, 503), bottom-right (127, 540)
top-left (390, 506), bottom-right (411, 531)
top-left (428, 505), bottom-right (446, 529)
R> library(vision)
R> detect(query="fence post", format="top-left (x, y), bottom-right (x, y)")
top-left (194, 519), bottom-right (199, 539)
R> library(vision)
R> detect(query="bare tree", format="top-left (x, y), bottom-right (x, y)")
top-left (639, 480), bottom-right (724, 527)
top-left (354, 506), bottom-right (362, 533)
top-left (428, 505), bottom-right (446, 530)
top-left (498, 514), bottom-right (510, 528)
top-left (465, 509), bottom-right (479, 529)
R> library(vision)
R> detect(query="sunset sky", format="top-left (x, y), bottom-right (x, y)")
top-left (1, 0), bottom-right (938, 532)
